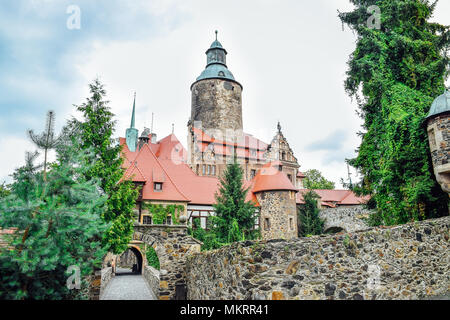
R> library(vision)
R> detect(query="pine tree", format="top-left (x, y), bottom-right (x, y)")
top-left (0, 114), bottom-right (108, 300)
top-left (339, 0), bottom-right (449, 225)
top-left (74, 79), bottom-right (139, 254)
top-left (297, 190), bottom-right (325, 237)
top-left (211, 156), bottom-right (260, 244)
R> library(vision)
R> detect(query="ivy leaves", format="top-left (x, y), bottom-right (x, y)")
top-left (340, 0), bottom-right (449, 225)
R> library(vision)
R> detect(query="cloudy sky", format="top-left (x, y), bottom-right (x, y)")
top-left (0, 0), bottom-right (449, 187)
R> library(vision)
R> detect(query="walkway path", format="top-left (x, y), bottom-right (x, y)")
top-left (101, 268), bottom-right (156, 300)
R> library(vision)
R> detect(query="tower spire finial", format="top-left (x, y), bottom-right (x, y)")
top-left (215, 30), bottom-right (218, 41)
top-left (130, 92), bottom-right (136, 128)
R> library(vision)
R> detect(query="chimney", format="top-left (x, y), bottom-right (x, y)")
top-left (151, 133), bottom-right (157, 144)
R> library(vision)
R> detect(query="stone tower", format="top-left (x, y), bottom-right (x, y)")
top-left (190, 31), bottom-right (243, 138)
top-left (426, 89), bottom-right (450, 196)
top-left (253, 163), bottom-right (299, 240)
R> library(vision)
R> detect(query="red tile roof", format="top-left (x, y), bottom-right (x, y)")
top-left (296, 189), bottom-right (369, 207)
top-left (122, 142), bottom-right (189, 202)
top-left (252, 162), bottom-right (298, 193)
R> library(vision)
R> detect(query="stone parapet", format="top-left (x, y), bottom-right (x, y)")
top-left (186, 216), bottom-right (450, 300)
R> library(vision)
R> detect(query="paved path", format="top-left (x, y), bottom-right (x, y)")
top-left (101, 268), bottom-right (156, 300)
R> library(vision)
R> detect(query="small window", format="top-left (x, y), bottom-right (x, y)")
top-left (289, 217), bottom-right (294, 230)
top-left (143, 216), bottom-right (152, 225)
top-left (154, 182), bottom-right (163, 192)
top-left (202, 164), bottom-right (206, 175)
top-left (278, 165), bottom-right (283, 171)
top-left (212, 165), bottom-right (216, 176)
top-left (288, 174), bottom-right (292, 183)
top-left (251, 169), bottom-right (256, 179)
top-left (428, 128), bottom-right (437, 150)
top-left (264, 218), bottom-right (270, 231)
top-left (207, 165), bottom-right (211, 175)
top-left (218, 71), bottom-right (225, 77)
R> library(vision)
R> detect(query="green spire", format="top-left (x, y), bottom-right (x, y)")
top-left (130, 92), bottom-right (136, 128)
top-left (126, 92), bottom-right (139, 152)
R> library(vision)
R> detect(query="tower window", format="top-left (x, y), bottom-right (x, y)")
top-left (264, 218), bottom-right (270, 231)
top-left (288, 174), bottom-right (292, 183)
top-left (428, 128), bottom-right (437, 151)
top-left (218, 71), bottom-right (225, 77)
top-left (212, 165), bottom-right (216, 176)
top-left (251, 169), bottom-right (256, 179)
top-left (154, 182), bottom-right (163, 192)
top-left (202, 164), bottom-right (206, 175)
top-left (289, 218), bottom-right (294, 230)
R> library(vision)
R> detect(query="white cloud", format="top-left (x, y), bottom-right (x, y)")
top-left (1, 0), bottom-right (449, 188)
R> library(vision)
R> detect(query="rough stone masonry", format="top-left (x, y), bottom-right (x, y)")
top-left (186, 216), bottom-right (450, 300)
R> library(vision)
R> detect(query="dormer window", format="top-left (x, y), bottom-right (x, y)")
top-left (154, 182), bottom-right (163, 192)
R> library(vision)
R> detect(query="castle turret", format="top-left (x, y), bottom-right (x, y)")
top-left (190, 31), bottom-right (243, 136)
top-left (426, 89), bottom-right (450, 195)
top-left (126, 92), bottom-right (138, 152)
top-left (252, 162), bottom-right (298, 240)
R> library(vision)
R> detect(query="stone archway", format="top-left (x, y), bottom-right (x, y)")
top-left (133, 225), bottom-right (202, 300)
top-left (115, 243), bottom-right (146, 275)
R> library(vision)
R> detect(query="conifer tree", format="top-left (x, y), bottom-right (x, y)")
top-left (211, 156), bottom-right (260, 244)
top-left (297, 190), bottom-right (325, 237)
top-left (0, 114), bottom-right (108, 300)
top-left (339, 0), bottom-right (449, 225)
top-left (74, 79), bottom-right (139, 254)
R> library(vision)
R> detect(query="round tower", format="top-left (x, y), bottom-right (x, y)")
top-left (190, 31), bottom-right (243, 136)
top-left (425, 89), bottom-right (450, 195)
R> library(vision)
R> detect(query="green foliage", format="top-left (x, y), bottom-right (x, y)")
top-left (0, 182), bottom-right (10, 199)
top-left (297, 190), bottom-right (325, 237)
top-left (339, 0), bottom-right (449, 225)
top-left (73, 79), bottom-right (139, 254)
top-left (187, 219), bottom-right (223, 251)
top-left (189, 158), bottom-right (260, 251)
top-left (0, 116), bottom-right (108, 300)
top-left (144, 203), bottom-right (184, 225)
top-left (303, 169), bottom-right (335, 190)
top-left (211, 158), bottom-right (260, 243)
top-left (146, 246), bottom-right (160, 270)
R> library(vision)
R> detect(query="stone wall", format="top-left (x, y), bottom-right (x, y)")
top-left (191, 78), bottom-right (243, 132)
top-left (133, 225), bottom-right (202, 300)
top-left (319, 205), bottom-right (372, 233)
top-left (143, 266), bottom-right (160, 298)
top-left (427, 115), bottom-right (450, 193)
top-left (100, 267), bottom-right (113, 298)
top-left (256, 190), bottom-right (297, 240)
top-left (186, 216), bottom-right (450, 300)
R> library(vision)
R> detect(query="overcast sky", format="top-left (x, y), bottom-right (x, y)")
top-left (0, 0), bottom-right (449, 187)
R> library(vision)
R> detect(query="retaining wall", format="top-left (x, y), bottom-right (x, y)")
top-left (186, 216), bottom-right (450, 300)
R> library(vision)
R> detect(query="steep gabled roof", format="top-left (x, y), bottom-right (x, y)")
top-left (122, 142), bottom-right (189, 202)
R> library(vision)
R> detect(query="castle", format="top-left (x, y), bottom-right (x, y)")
top-left (120, 32), bottom-right (367, 240)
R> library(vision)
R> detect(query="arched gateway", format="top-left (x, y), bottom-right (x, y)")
top-left (100, 225), bottom-right (201, 300)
